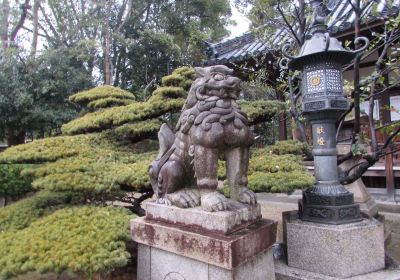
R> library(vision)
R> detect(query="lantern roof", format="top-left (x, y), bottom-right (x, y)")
top-left (287, 24), bottom-right (359, 71)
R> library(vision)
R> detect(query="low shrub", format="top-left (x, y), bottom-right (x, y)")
top-left (248, 171), bottom-right (315, 193)
top-left (0, 191), bottom-right (83, 232)
top-left (0, 164), bottom-right (33, 199)
top-left (249, 153), bottom-right (305, 173)
top-left (221, 151), bottom-right (315, 194)
top-left (0, 206), bottom-right (133, 279)
top-left (266, 140), bottom-right (311, 157)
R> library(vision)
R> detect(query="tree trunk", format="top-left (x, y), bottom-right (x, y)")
top-left (6, 128), bottom-right (26, 146)
top-left (103, 0), bottom-right (113, 85)
top-left (30, 0), bottom-right (40, 57)
top-left (1, 0), bottom-right (10, 51)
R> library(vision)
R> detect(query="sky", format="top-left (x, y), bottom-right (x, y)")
top-left (227, 3), bottom-right (251, 39)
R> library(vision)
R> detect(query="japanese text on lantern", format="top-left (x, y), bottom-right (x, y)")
top-left (316, 126), bottom-right (325, 146)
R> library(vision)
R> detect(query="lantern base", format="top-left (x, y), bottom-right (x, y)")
top-left (299, 189), bottom-right (362, 224)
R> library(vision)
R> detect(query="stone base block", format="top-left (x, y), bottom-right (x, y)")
top-left (138, 244), bottom-right (275, 280)
top-left (145, 201), bottom-right (261, 235)
top-left (285, 211), bottom-right (385, 278)
top-left (132, 216), bottom-right (277, 280)
top-left (359, 197), bottom-right (379, 218)
top-left (275, 258), bottom-right (400, 280)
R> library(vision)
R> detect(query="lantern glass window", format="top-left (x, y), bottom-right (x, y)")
top-left (303, 62), bottom-right (343, 99)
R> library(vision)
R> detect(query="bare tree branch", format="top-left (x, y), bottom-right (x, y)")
top-left (10, 0), bottom-right (31, 41)
top-left (277, 0), bottom-right (301, 46)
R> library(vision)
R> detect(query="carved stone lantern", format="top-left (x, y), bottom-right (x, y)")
top-left (283, 6), bottom-right (369, 224)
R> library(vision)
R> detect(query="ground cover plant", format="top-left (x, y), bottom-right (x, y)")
top-left (0, 206), bottom-right (133, 279)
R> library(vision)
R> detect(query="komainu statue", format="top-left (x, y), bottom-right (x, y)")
top-left (149, 65), bottom-right (257, 212)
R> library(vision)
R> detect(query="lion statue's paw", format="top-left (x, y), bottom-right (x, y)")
top-left (156, 197), bottom-right (173, 206)
top-left (201, 191), bottom-right (229, 212)
top-left (164, 189), bottom-right (201, 208)
top-left (238, 187), bottom-right (257, 205)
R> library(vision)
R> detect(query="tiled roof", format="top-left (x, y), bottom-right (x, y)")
top-left (205, 0), bottom-right (400, 65)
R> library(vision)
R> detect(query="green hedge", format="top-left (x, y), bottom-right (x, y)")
top-left (0, 164), bottom-right (33, 199)
top-left (0, 206), bottom-right (133, 279)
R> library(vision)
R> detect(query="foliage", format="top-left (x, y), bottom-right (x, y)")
top-left (0, 48), bottom-right (93, 145)
top-left (114, 119), bottom-right (162, 140)
top-left (265, 140), bottom-right (311, 157)
top-left (0, 133), bottom-right (156, 196)
top-left (239, 100), bottom-right (286, 125)
top-left (69, 86), bottom-right (136, 108)
top-left (61, 67), bottom-right (195, 135)
top-left (220, 147), bottom-right (314, 194)
top-left (61, 98), bottom-right (185, 135)
top-left (0, 206), bottom-right (133, 279)
top-left (87, 97), bottom-right (135, 110)
top-left (0, 134), bottom-right (98, 163)
top-left (248, 151), bottom-right (314, 193)
top-left (161, 67), bottom-right (196, 89)
top-left (0, 164), bottom-right (33, 199)
top-left (0, 191), bottom-right (83, 232)
top-left (248, 170), bottom-right (315, 193)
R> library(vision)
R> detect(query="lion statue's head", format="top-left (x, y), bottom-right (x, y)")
top-left (183, 65), bottom-right (242, 109)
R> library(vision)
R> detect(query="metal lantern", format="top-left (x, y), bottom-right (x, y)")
top-left (282, 4), bottom-right (369, 224)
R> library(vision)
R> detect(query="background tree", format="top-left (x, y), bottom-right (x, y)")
top-left (0, 47), bottom-right (92, 146)
top-left (31, 0), bottom-right (232, 87)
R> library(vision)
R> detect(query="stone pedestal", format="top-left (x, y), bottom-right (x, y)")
top-left (131, 202), bottom-right (277, 280)
top-left (284, 211), bottom-right (385, 278)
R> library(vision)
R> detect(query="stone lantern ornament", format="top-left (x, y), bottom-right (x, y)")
top-left (282, 2), bottom-right (369, 224)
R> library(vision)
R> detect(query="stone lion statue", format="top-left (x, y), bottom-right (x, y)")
top-left (149, 65), bottom-right (257, 212)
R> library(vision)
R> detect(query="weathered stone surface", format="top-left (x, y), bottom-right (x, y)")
top-left (131, 217), bottom-right (277, 270)
top-left (137, 244), bottom-right (151, 279)
top-left (145, 201), bottom-right (261, 235)
top-left (257, 195), bottom-right (298, 243)
top-left (285, 212), bottom-right (385, 278)
top-left (137, 245), bottom-right (275, 280)
top-left (275, 258), bottom-right (400, 280)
